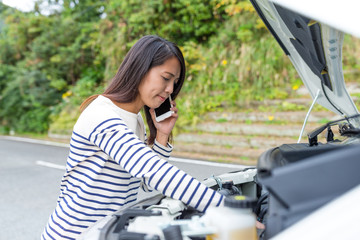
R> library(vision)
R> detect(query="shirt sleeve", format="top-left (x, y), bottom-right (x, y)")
top-left (152, 139), bottom-right (173, 160)
top-left (87, 118), bottom-right (224, 212)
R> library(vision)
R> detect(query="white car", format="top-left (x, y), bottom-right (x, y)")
top-left (80, 0), bottom-right (360, 239)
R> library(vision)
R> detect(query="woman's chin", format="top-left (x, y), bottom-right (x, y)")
top-left (146, 103), bottom-right (161, 109)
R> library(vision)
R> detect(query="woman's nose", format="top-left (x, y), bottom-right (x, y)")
top-left (165, 81), bottom-right (174, 94)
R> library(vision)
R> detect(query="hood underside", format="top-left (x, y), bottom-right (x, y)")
top-left (250, 0), bottom-right (359, 118)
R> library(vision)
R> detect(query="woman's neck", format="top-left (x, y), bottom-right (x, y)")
top-left (111, 99), bottom-right (143, 114)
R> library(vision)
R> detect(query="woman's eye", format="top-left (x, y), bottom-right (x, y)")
top-left (162, 77), bottom-right (170, 81)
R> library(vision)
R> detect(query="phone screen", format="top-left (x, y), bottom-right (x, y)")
top-left (155, 97), bottom-right (172, 117)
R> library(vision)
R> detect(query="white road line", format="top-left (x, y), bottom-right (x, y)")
top-left (36, 160), bottom-right (66, 170)
top-left (2, 135), bottom-right (248, 169)
top-left (0, 135), bottom-right (69, 147)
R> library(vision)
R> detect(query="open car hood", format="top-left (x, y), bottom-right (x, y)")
top-left (250, 0), bottom-right (359, 118)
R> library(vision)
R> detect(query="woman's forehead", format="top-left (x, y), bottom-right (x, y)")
top-left (158, 57), bottom-right (181, 76)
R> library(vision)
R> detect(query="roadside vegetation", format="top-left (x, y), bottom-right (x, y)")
top-left (0, 0), bottom-right (359, 138)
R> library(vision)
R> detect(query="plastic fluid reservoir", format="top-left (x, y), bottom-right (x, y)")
top-left (203, 195), bottom-right (257, 240)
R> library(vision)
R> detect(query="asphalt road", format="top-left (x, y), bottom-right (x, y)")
top-left (0, 136), bottom-right (246, 240)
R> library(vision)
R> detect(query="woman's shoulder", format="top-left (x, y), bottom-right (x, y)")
top-left (74, 96), bottom-right (127, 134)
top-left (82, 95), bottom-right (118, 118)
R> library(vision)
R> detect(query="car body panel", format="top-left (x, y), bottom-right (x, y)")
top-left (251, 0), bottom-right (359, 123)
top-left (270, 0), bottom-right (360, 38)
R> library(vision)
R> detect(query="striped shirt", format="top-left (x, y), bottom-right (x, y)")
top-left (41, 95), bottom-right (224, 239)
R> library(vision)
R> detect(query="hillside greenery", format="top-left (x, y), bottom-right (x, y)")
top-left (0, 0), bottom-right (359, 136)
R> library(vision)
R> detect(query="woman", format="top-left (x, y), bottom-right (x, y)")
top-left (41, 35), bottom-right (224, 239)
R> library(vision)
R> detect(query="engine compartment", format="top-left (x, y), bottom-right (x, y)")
top-left (79, 168), bottom-right (260, 240)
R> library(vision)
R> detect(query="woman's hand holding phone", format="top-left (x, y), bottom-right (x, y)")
top-left (150, 98), bottom-right (178, 146)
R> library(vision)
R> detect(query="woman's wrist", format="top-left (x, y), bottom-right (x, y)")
top-left (156, 131), bottom-right (169, 146)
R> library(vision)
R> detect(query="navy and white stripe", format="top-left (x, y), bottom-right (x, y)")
top-left (42, 95), bottom-right (224, 239)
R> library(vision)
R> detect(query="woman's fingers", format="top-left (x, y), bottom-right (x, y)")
top-left (171, 106), bottom-right (178, 114)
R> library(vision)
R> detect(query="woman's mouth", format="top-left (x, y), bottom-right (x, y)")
top-left (159, 95), bottom-right (166, 102)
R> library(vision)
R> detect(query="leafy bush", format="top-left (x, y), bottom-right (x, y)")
top-left (0, 2), bottom-right (103, 134)
top-left (176, 2), bottom-right (299, 127)
top-left (0, 68), bottom-right (61, 133)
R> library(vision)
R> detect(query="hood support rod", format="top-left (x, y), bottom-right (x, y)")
top-left (298, 89), bottom-right (321, 143)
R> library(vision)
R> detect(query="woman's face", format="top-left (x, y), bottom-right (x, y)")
top-left (137, 56), bottom-right (181, 109)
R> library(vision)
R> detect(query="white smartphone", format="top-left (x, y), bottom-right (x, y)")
top-left (155, 95), bottom-right (174, 122)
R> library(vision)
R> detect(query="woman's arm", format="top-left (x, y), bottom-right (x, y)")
top-left (88, 118), bottom-right (224, 212)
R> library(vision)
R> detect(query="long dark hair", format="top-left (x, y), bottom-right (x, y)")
top-left (80, 35), bottom-right (185, 145)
